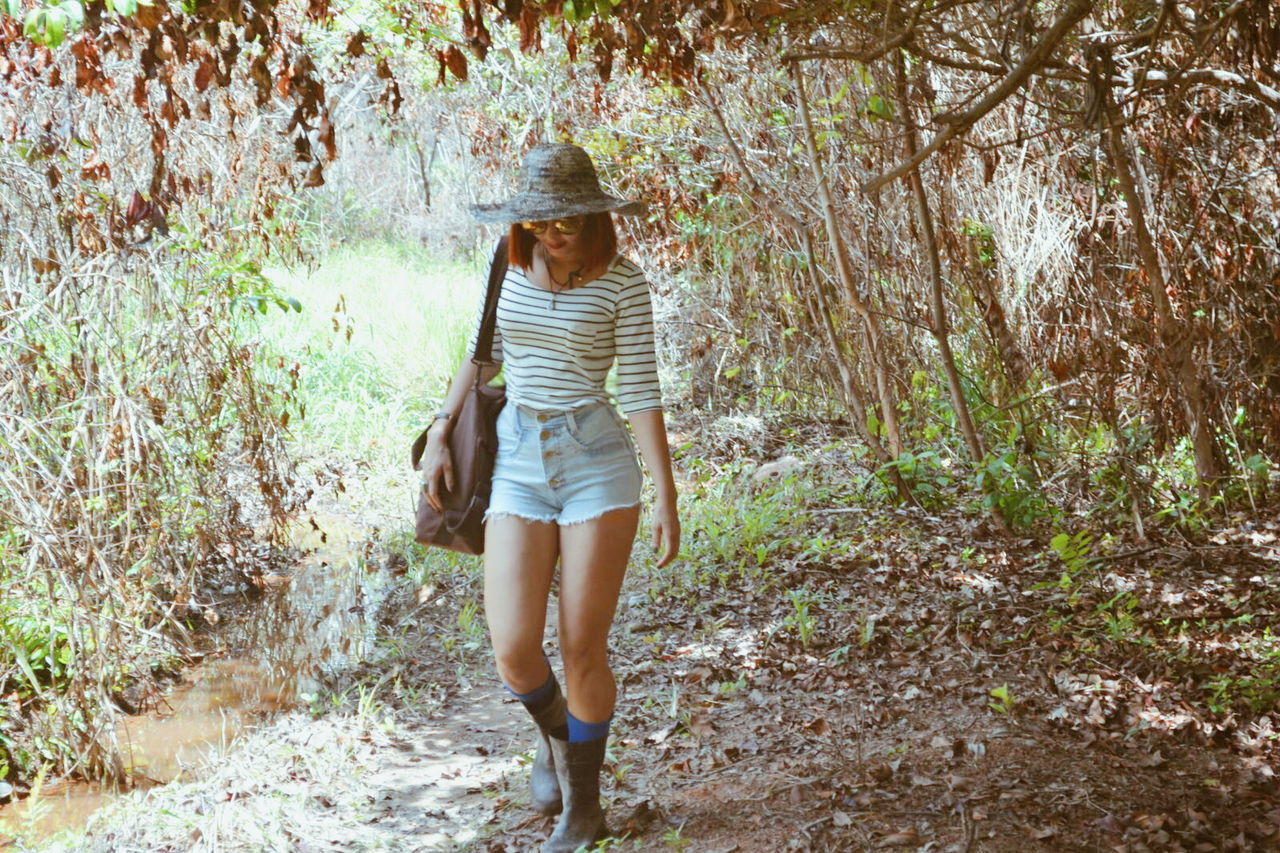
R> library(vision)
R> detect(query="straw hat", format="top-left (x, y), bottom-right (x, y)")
top-left (470, 143), bottom-right (645, 224)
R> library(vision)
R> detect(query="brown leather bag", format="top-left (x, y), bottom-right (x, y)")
top-left (410, 239), bottom-right (508, 555)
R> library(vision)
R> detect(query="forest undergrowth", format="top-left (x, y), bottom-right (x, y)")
top-left (36, 412), bottom-right (1280, 851)
top-left (1, 236), bottom-right (1270, 851)
top-left (366, 422), bottom-right (1280, 852)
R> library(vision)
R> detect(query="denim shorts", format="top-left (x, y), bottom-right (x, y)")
top-left (486, 401), bottom-right (643, 526)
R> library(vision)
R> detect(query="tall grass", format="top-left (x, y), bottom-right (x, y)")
top-left (260, 241), bottom-right (482, 475)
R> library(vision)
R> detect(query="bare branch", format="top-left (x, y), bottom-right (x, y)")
top-left (1131, 68), bottom-right (1280, 112)
top-left (860, 0), bottom-right (1094, 194)
top-left (698, 82), bottom-right (810, 231)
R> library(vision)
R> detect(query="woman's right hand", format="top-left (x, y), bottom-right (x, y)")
top-left (421, 428), bottom-right (454, 513)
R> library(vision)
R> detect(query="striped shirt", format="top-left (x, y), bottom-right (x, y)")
top-left (468, 254), bottom-right (663, 414)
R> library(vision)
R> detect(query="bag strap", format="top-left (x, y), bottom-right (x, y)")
top-left (471, 237), bottom-right (509, 368)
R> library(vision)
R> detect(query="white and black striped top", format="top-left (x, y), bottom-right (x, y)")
top-left (468, 254), bottom-right (663, 414)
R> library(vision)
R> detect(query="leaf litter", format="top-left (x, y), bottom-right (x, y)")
top-left (41, 426), bottom-right (1280, 852)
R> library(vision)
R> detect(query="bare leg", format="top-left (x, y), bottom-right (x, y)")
top-left (557, 507), bottom-right (641, 722)
top-left (484, 515), bottom-right (560, 692)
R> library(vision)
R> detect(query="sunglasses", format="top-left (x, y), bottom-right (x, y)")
top-left (520, 216), bottom-right (586, 236)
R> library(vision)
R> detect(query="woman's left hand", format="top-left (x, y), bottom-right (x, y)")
top-left (651, 499), bottom-right (681, 568)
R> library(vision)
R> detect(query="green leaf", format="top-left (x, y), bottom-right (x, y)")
top-left (43, 6), bottom-right (66, 46)
top-left (1049, 533), bottom-right (1070, 553)
top-left (723, 366), bottom-right (741, 379)
top-left (60, 0), bottom-right (83, 27)
top-left (1, 0), bottom-right (20, 19)
top-left (23, 8), bottom-right (42, 38)
top-left (9, 643), bottom-right (42, 694)
top-left (866, 94), bottom-right (893, 120)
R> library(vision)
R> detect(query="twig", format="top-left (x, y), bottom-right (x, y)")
top-left (861, 0), bottom-right (1095, 193)
top-left (1091, 546), bottom-right (1160, 564)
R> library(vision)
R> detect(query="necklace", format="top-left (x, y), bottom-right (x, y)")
top-left (547, 263), bottom-right (583, 291)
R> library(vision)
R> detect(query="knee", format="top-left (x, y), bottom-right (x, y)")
top-left (492, 646), bottom-right (548, 690)
top-left (560, 636), bottom-right (608, 678)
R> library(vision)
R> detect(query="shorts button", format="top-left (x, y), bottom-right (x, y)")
top-left (536, 413), bottom-right (549, 422)
top-left (544, 450), bottom-right (556, 459)
top-left (540, 429), bottom-right (551, 440)
top-left (548, 477), bottom-right (561, 487)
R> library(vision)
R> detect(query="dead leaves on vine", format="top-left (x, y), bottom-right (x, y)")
top-left (1, 0), bottom-right (340, 252)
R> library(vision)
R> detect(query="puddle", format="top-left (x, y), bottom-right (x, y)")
top-left (0, 513), bottom-right (391, 847)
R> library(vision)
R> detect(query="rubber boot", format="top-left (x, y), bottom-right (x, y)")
top-left (542, 737), bottom-right (609, 853)
top-left (526, 681), bottom-right (567, 816)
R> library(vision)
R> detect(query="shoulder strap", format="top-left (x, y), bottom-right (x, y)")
top-left (472, 236), bottom-right (509, 367)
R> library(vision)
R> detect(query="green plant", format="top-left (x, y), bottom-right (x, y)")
top-left (1096, 591), bottom-right (1142, 643)
top-left (860, 614), bottom-right (877, 648)
top-left (783, 586), bottom-right (821, 648)
top-left (455, 599), bottom-right (486, 652)
top-left (974, 450), bottom-right (1055, 529)
top-left (1048, 530), bottom-right (1095, 589)
top-left (0, 602), bottom-right (76, 694)
top-left (715, 673), bottom-right (748, 696)
top-left (1153, 488), bottom-right (1221, 535)
top-left (876, 449), bottom-right (953, 507)
top-left (988, 683), bottom-right (1019, 714)
top-left (661, 822), bottom-right (692, 851)
top-left (827, 644), bottom-right (853, 665)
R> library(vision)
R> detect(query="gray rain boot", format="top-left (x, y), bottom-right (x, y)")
top-left (526, 681), bottom-right (567, 816)
top-left (542, 737), bottom-right (609, 853)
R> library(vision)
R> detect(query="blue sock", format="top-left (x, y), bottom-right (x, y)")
top-left (567, 709), bottom-right (612, 743)
top-left (504, 664), bottom-right (557, 715)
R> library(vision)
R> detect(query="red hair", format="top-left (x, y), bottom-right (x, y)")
top-left (508, 212), bottom-right (618, 272)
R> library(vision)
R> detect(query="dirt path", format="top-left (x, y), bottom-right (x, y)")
top-left (360, 680), bottom-right (521, 850)
top-left (355, 499), bottom-right (1280, 852)
top-left (34, 469), bottom-right (1280, 852)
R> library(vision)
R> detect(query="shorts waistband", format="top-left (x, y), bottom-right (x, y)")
top-left (508, 400), bottom-right (610, 429)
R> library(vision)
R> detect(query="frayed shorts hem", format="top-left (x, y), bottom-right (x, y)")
top-left (485, 502), bottom-right (640, 527)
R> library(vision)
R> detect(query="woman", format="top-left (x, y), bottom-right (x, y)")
top-left (421, 143), bottom-right (680, 852)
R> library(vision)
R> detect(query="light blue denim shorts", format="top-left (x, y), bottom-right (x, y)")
top-left (486, 401), bottom-right (642, 526)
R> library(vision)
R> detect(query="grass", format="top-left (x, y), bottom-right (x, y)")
top-left (259, 240), bottom-right (483, 470)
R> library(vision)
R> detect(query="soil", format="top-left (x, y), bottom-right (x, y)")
top-left (36, 445), bottom-right (1280, 852)
top-left (358, 496), bottom-right (1280, 852)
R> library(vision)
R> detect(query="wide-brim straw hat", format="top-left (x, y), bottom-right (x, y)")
top-left (470, 143), bottom-right (645, 224)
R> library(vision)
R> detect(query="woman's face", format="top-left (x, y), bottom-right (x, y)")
top-left (524, 217), bottom-right (586, 263)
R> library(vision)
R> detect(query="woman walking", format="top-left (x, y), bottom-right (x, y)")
top-left (421, 143), bottom-right (680, 851)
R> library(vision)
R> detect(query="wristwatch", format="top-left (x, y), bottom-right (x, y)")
top-left (431, 412), bottom-right (452, 424)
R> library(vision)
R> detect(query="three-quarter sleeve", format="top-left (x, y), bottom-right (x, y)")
top-left (613, 271), bottom-right (662, 414)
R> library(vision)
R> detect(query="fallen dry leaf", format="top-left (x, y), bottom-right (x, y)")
top-left (877, 827), bottom-right (921, 847)
top-left (1029, 824), bottom-right (1057, 840)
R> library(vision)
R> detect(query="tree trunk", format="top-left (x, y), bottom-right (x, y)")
top-left (1103, 87), bottom-right (1219, 504)
top-left (413, 134), bottom-right (438, 210)
top-left (800, 228), bottom-right (916, 503)
top-left (789, 60), bottom-right (905, 458)
top-left (896, 58), bottom-right (987, 467)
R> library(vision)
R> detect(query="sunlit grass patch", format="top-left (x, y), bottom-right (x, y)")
top-left (259, 240), bottom-right (482, 466)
